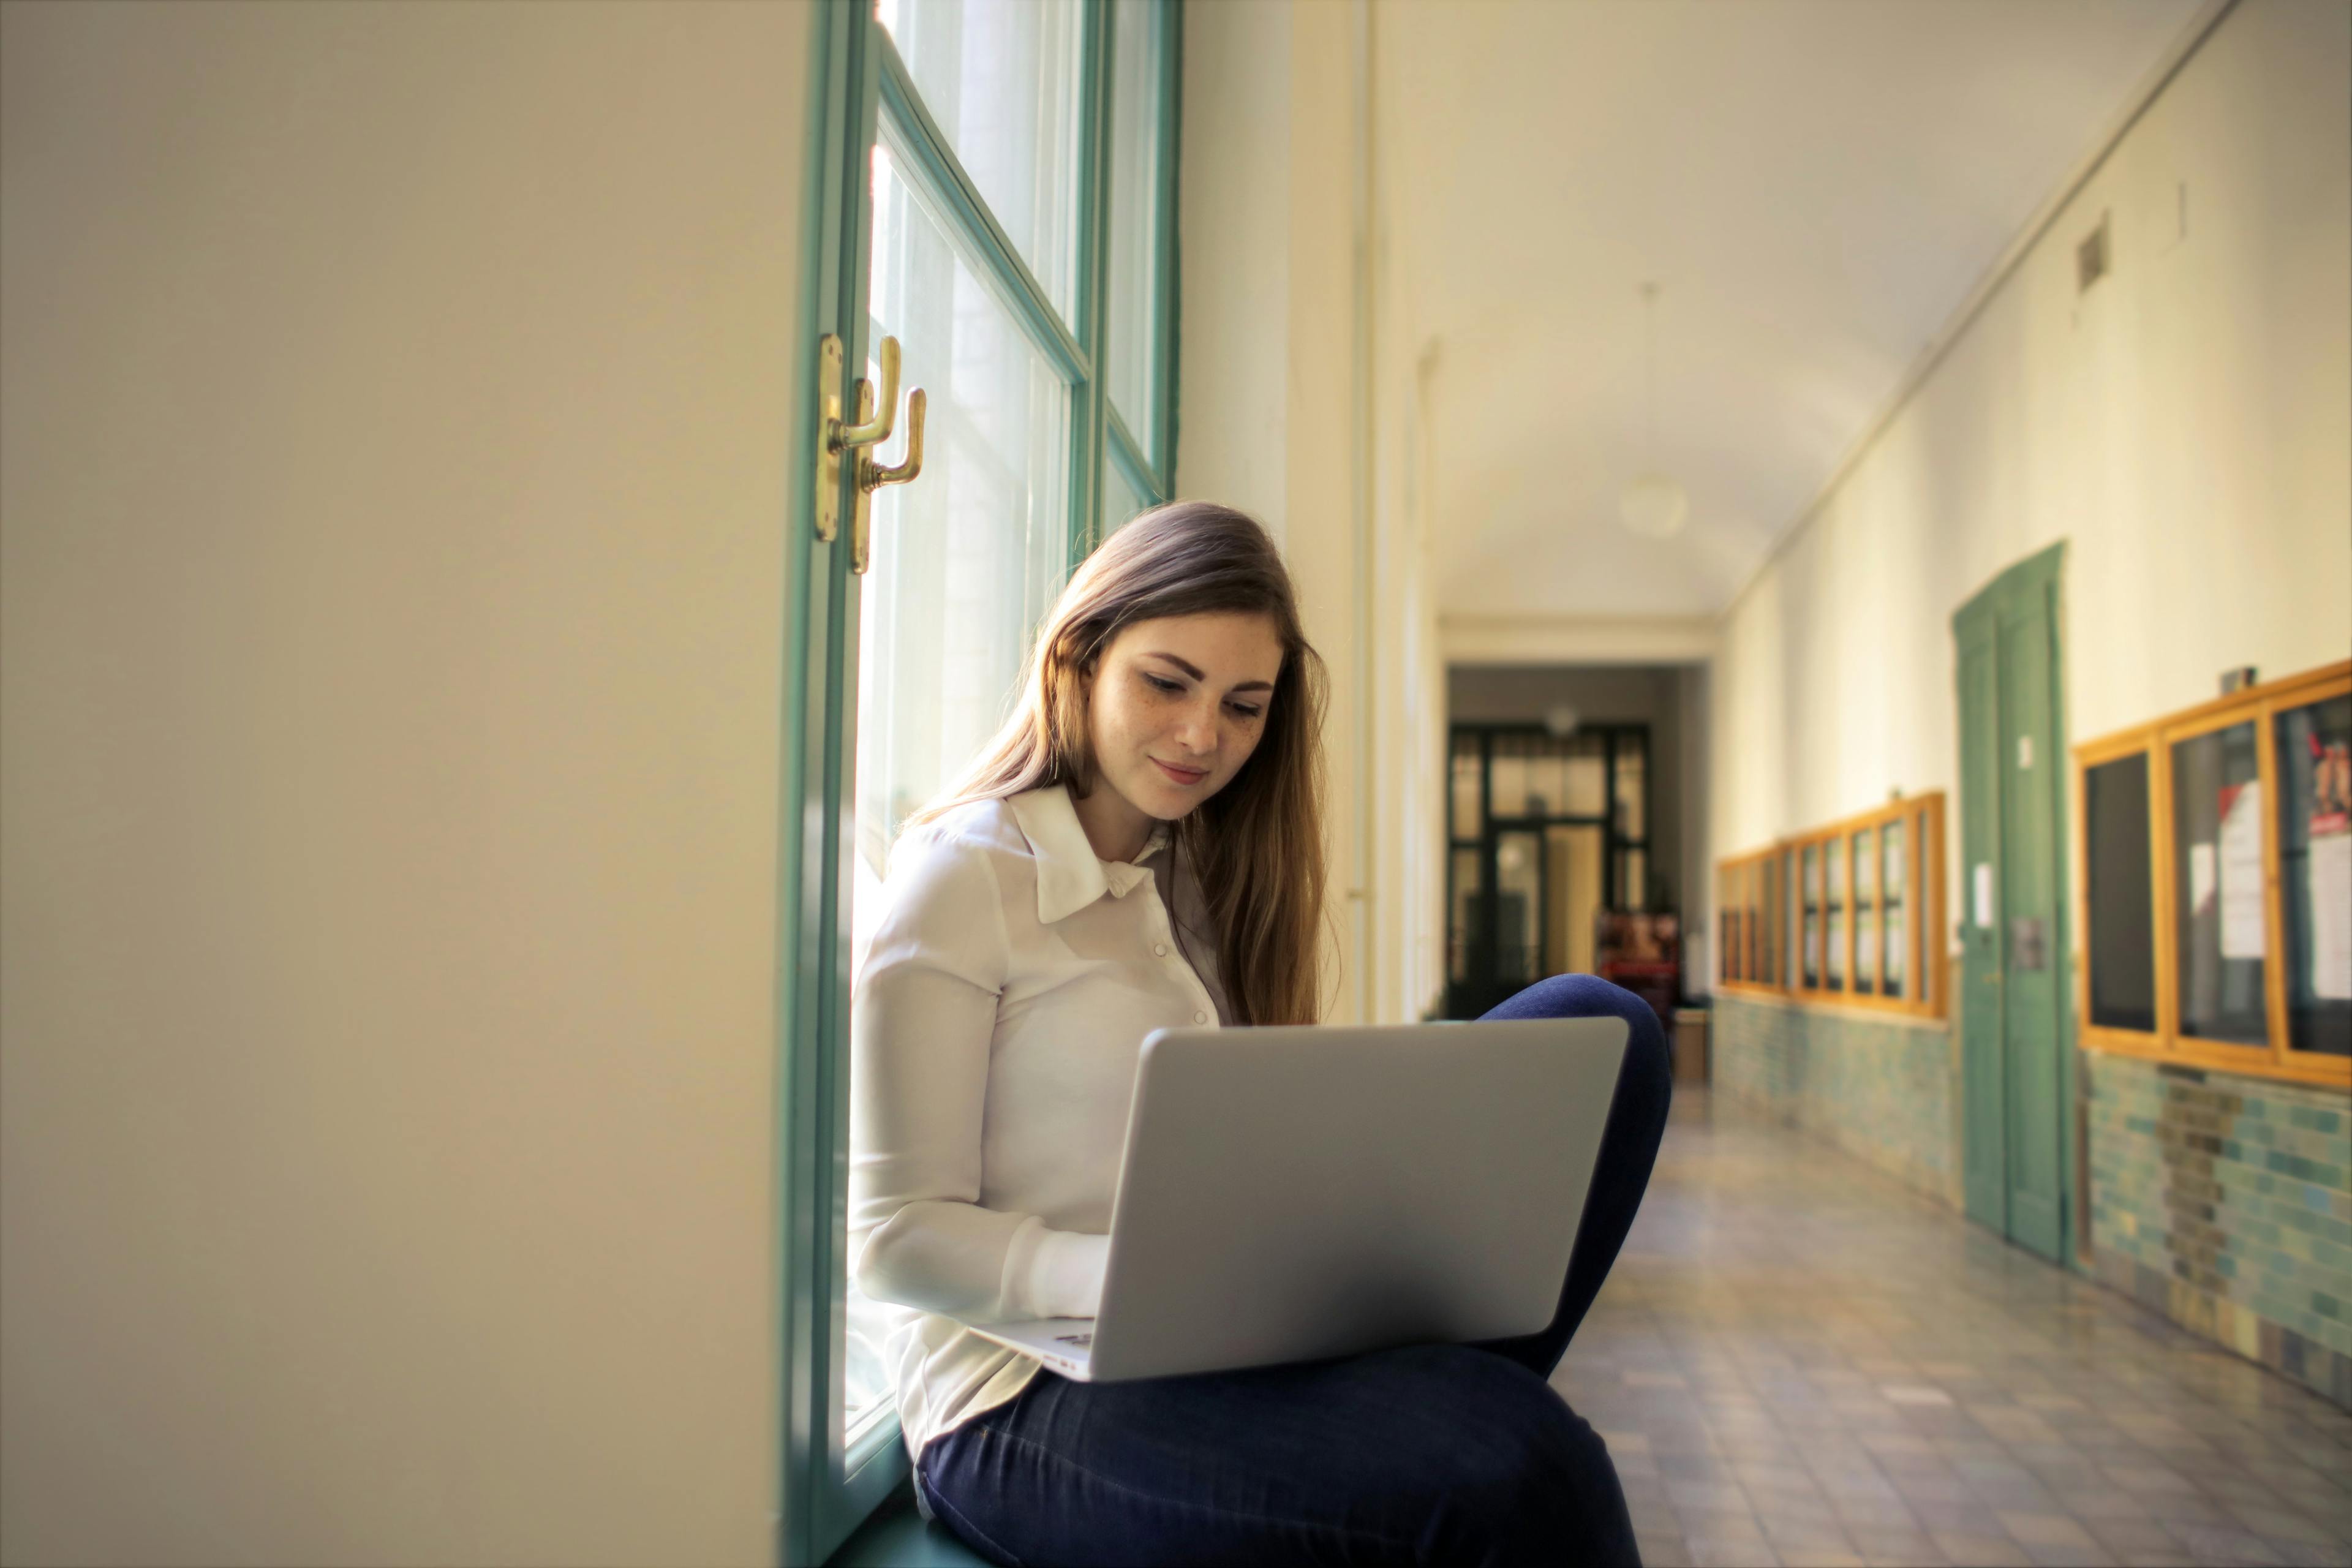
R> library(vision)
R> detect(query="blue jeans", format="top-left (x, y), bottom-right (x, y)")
top-left (916, 975), bottom-right (1675, 1567)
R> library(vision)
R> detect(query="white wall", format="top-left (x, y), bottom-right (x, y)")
top-left (1710, 0), bottom-right (2351, 978)
top-left (1174, 1), bottom-right (1294, 535)
top-left (1179, 0), bottom-right (1451, 1025)
top-left (1, 4), bottom-right (812, 1562)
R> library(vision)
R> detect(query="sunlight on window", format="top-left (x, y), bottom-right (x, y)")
top-left (873, 0), bottom-right (1083, 314)
top-left (845, 118), bottom-right (1072, 1444)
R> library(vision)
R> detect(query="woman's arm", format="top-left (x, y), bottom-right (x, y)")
top-left (848, 829), bottom-right (1108, 1322)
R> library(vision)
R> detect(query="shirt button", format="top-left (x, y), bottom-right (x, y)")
top-left (1194, 1011), bottom-right (1208, 1024)
top-left (1154, 943), bottom-right (1169, 957)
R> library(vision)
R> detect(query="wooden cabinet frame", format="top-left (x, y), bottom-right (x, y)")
top-left (2073, 660), bottom-right (2352, 1091)
top-left (1717, 793), bottom-right (1947, 1020)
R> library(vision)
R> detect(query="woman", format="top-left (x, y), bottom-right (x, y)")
top-left (850, 502), bottom-right (1671, 1567)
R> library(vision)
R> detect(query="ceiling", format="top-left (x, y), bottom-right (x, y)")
top-left (1382, 0), bottom-right (2206, 625)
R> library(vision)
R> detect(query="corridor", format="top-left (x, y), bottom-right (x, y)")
top-left (1563, 1093), bottom-right (2352, 1568)
top-left (5, 1), bottom-right (2348, 1562)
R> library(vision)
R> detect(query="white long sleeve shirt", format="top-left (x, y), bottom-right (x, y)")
top-left (848, 783), bottom-right (1231, 1461)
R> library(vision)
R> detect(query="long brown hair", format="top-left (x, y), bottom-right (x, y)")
top-left (907, 501), bottom-right (1329, 1026)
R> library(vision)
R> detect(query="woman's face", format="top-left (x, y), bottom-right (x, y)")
top-left (1086, 612), bottom-right (1285, 823)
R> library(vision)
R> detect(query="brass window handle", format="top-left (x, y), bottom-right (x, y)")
top-left (836, 334), bottom-right (901, 453)
top-left (813, 334), bottom-right (904, 545)
top-left (852, 386), bottom-right (925, 575)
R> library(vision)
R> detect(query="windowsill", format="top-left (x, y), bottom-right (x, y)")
top-left (826, 1479), bottom-right (989, 1568)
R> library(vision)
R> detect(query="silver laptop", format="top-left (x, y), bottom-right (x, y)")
top-left (963, 1016), bottom-right (1629, 1382)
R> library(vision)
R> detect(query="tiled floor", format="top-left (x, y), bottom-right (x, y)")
top-left (1557, 1091), bottom-right (2352, 1568)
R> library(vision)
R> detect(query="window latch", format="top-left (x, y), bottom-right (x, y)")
top-left (852, 383), bottom-right (925, 576)
top-left (814, 333), bottom-right (902, 546)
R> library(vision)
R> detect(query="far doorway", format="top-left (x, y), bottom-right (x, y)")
top-left (1444, 723), bottom-right (1653, 1017)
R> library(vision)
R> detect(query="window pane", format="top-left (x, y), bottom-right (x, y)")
top-left (1744, 865), bottom-right (1761, 979)
top-left (849, 136), bottom-right (1072, 1440)
top-left (1621, 846), bottom-right (1646, 914)
top-left (1882, 818), bottom-right (1907, 1000)
top-left (1450, 734), bottom-right (1482, 840)
top-left (2275, 695), bottom-right (2351, 1056)
top-left (1523, 741), bottom-right (1569, 820)
top-left (1565, 734), bottom-right (1607, 816)
top-left (1920, 809), bottom-right (1940, 1008)
top-left (1852, 829), bottom-right (1875, 995)
top-left (2171, 723), bottom-right (2267, 1044)
top-left (1449, 847), bottom-right (1482, 985)
top-left (1614, 734), bottom-right (1646, 839)
top-left (1490, 735), bottom-right (1529, 818)
top-left (1736, 865), bottom-right (1752, 979)
top-left (1102, 450), bottom-right (1149, 540)
top-left (1730, 867), bottom-right (1747, 979)
top-left (1105, 0), bottom-right (1161, 450)
top-left (1826, 837), bottom-right (1846, 989)
top-left (1802, 843), bottom-right (1821, 988)
top-left (1719, 870), bottom-right (1736, 978)
top-left (1785, 851), bottom-right (1801, 987)
top-left (2085, 753), bottom-right (2155, 1031)
top-left (858, 141), bottom-right (1071, 876)
top-left (878, 0), bottom-right (1084, 317)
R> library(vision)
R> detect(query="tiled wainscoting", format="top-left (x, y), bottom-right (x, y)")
top-left (1713, 993), bottom-right (2352, 1411)
top-left (1711, 994), bottom-right (1961, 1208)
top-left (2088, 1053), bottom-right (2352, 1410)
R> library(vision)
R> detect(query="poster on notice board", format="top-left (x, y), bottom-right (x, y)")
top-left (2218, 781), bottom-right (2265, 960)
top-left (2309, 734), bottom-right (2351, 1003)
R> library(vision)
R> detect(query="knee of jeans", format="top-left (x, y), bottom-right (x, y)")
top-left (1430, 1400), bottom-right (1621, 1559)
top-left (1514, 975), bottom-right (1671, 1087)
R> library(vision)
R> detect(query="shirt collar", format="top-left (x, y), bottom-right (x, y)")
top-left (1006, 784), bottom-right (1170, 925)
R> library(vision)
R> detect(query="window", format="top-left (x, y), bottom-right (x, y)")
top-left (2074, 660), bottom-right (2351, 1088)
top-left (1716, 793), bottom-right (1947, 1019)
top-left (789, 4), bottom-right (1184, 1556)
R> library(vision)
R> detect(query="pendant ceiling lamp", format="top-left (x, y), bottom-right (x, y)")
top-left (1619, 282), bottom-right (1689, 540)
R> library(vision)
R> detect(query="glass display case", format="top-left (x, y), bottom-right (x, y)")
top-left (1716, 796), bottom-right (1944, 1017)
top-left (2072, 660), bottom-right (2350, 1089)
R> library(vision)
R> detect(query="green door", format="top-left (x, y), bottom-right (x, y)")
top-left (1954, 543), bottom-right (2073, 1265)
top-left (1958, 619), bottom-right (2007, 1234)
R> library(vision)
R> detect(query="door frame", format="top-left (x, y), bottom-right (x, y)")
top-left (1952, 540), bottom-right (2080, 1268)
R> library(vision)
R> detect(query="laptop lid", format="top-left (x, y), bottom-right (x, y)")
top-left (1084, 1016), bottom-right (1628, 1382)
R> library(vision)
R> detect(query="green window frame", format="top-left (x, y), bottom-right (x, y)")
top-left (781, 3), bottom-right (1183, 1560)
